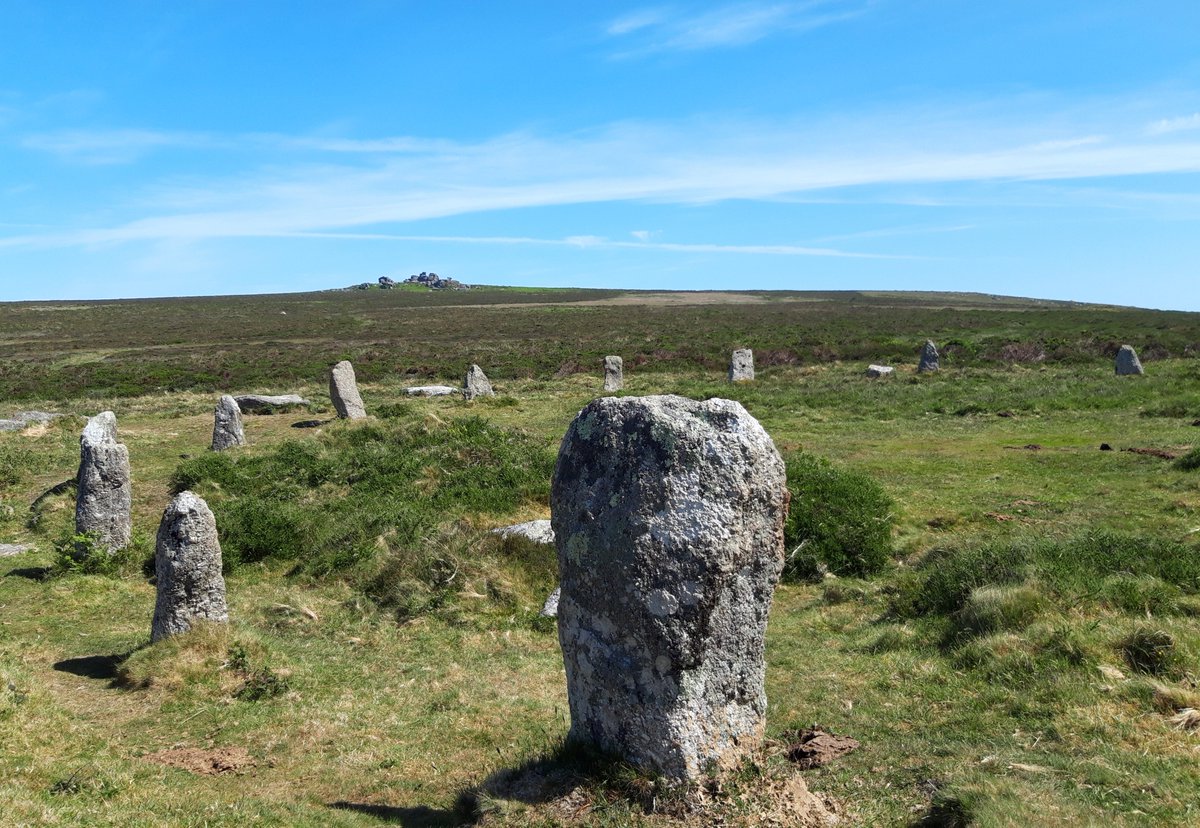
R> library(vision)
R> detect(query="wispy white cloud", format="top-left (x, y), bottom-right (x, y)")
top-left (4, 93), bottom-right (1200, 253)
top-left (22, 128), bottom-right (217, 164)
top-left (1147, 113), bottom-right (1200, 135)
top-left (605, 1), bottom-right (869, 56)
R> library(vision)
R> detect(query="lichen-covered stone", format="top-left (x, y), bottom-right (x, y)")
top-left (463, 364), bottom-right (494, 400)
top-left (75, 411), bottom-right (132, 553)
top-left (551, 394), bottom-right (787, 781)
top-left (865, 364), bottom-right (894, 378)
top-left (917, 340), bottom-right (940, 373)
top-left (329, 360), bottom-right (367, 419)
top-left (151, 492), bottom-right (228, 642)
top-left (210, 395), bottom-right (245, 451)
top-left (1115, 345), bottom-right (1144, 375)
top-left (404, 385), bottom-right (458, 397)
top-left (540, 586), bottom-right (561, 618)
top-left (603, 356), bottom-right (624, 392)
top-left (492, 519), bottom-right (555, 545)
top-left (233, 394), bottom-right (310, 413)
top-left (728, 348), bottom-right (755, 382)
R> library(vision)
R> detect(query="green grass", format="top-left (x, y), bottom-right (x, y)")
top-left (2, 289), bottom-right (1200, 825)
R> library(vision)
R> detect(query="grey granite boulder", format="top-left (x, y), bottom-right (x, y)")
top-left (0, 411), bottom-right (62, 431)
top-left (75, 412), bottom-right (132, 554)
top-left (728, 348), bottom-right (755, 382)
top-left (492, 519), bottom-right (555, 545)
top-left (329, 360), bottom-right (367, 419)
top-left (151, 492), bottom-right (228, 642)
top-left (551, 394), bottom-right (787, 781)
top-left (603, 356), bottom-right (624, 393)
top-left (210, 395), bottom-right (245, 451)
top-left (865, 364), bottom-right (894, 378)
top-left (463, 364), bottom-right (494, 401)
top-left (0, 543), bottom-right (33, 557)
top-left (233, 394), bottom-right (310, 413)
top-left (1115, 345), bottom-right (1144, 375)
top-left (404, 385), bottom-right (458, 397)
top-left (917, 340), bottom-right (940, 373)
top-left (540, 586), bottom-right (561, 618)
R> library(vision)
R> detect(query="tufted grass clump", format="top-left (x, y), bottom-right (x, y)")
top-left (782, 453), bottom-right (895, 579)
top-left (953, 583), bottom-right (1046, 638)
top-left (1119, 627), bottom-right (1181, 677)
top-left (1175, 446), bottom-right (1200, 471)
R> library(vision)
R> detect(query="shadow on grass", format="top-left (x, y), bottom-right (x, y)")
top-left (329, 802), bottom-right (466, 827)
top-left (5, 566), bottom-right (51, 581)
top-left (52, 649), bottom-right (143, 689)
top-left (291, 419), bottom-right (333, 429)
top-left (328, 740), bottom-right (631, 826)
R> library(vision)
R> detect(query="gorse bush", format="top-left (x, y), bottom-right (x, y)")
top-left (171, 417), bottom-right (555, 581)
top-left (783, 453), bottom-right (895, 579)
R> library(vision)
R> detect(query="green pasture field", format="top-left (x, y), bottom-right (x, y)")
top-left (2, 287), bottom-right (1200, 826)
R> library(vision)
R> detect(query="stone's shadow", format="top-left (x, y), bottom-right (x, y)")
top-left (29, 478), bottom-right (76, 511)
top-left (328, 802), bottom-right (464, 827)
top-left (53, 653), bottom-right (125, 681)
top-left (5, 566), bottom-right (51, 581)
top-left (291, 419), bottom-right (331, 429)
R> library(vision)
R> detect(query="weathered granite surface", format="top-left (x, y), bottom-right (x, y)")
top-left (151, 491), bottom-right (228, 642)
top-left (551, 394), bottom-right (787, 780)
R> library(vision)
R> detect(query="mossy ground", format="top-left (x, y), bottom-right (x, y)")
top-left (2, 290), bottom-right (1200, 826)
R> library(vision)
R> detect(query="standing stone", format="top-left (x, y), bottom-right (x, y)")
top-left (918, 340), bottom-right (940, 373)
top-left (151, 492), bottom-right (228, 642)
top-left (728, 348), bottom-right (755, 382)
top-left (1115, 345), bottom-right (1144, 375)
top-left (329, 360), bottom-right (367, 419)
top-left (603, 356), bottom-right (624, 393)
top-left (75, 411), bottom-right (132, 554)
top-left (463, 364), bottom-right (494, 400)
top-left (551, 395), bottom-right (787, 781)
top-left (210, 395), bottom-right (245, 451)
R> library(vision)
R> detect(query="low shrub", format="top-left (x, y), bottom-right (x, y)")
top-left (783, 453), bottom-right (895, 579)
top-left (953, 583), bottom-right (1045, 637)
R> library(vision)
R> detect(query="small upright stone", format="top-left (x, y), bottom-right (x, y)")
top-left (603, 356), bottom-right (624, 393)
top-left (329, 360), bottom-right (367, 419)
top-left (1115, 345), bottom-right (1144, 375)
top-left (151, 492), bottom-right (228, 642)
top-left (729, 348), bottom-right (755, 382)
top-left (75, 411), bottom-right (132, 554)
top-left (552, 395), bottom-right (787, 781)
top-left (918, 340), bottom-right (940, 373)
top-left (210, 395), bottom-right (245, 451)
top-left (463, 364), bottom-right (494, 401)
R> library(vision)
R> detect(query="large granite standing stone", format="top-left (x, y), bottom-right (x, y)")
top-left (917, 340), bottom-right (940, 373)
top-left (603, 356), bottom-right (624, 393)
top-left (75, 412), bottom-right (132, 553)
top-left (728, 348), bottom-right (755, 382)
top-left (210, 395), bottom-right (245, 451)
top-left (551, 395), bottom-right (788, 781)
top-left (151, 492), bottom-right (228, 642)
top-left (329, 360), bottom-right (367, 419)
top-left (463, 364), bottom-right (494, 401)
top-left (1115, 345), bottom-right (1144, 375)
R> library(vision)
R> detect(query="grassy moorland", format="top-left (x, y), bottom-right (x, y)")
top-left (2, 286), bottom-right (1200, 827)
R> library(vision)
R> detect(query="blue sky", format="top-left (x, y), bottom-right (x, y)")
top-left (2, 1), bottom-right (1199, 309)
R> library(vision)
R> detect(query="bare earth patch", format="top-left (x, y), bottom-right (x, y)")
top-left (781, 728), bottom-right (862, 770)
top-left (1122, 446), bottom-right (1179, 460)
top-left (142, 746), bottom-right (254, 776)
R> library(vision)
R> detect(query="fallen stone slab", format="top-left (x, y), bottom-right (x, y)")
top-left (0, 411), bottom-right (62, 431)
top-left (865, 365), bottom-right (895, 378)
top-left (491, 519), bottom-right (554, 545)
top-left (233, 394), bottom-right (310, 413)
top-left (0, 543), bottom-right (33, 557)
top-left (404, 385), bottom-right (458, 397)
